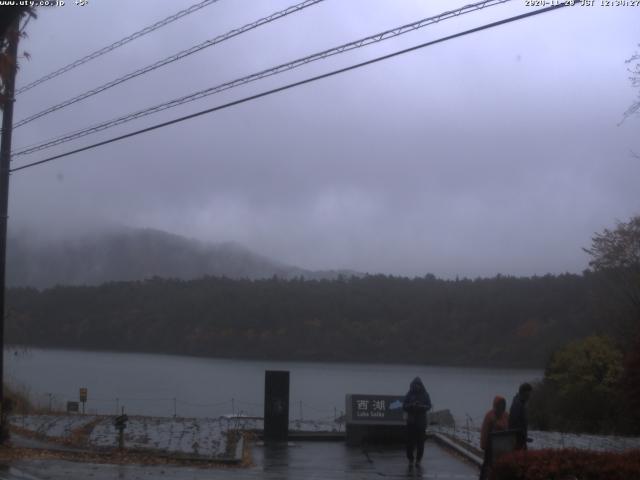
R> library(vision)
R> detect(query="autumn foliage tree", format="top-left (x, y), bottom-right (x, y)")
top-left (623, 44), bottom-right (640, 122)
top-left (529, 216), bottom-right (640, 433)
top-left (583, 215), bottom-right (640, 327)
top-left (528, 217), bottom-right (640, 433)
top-left (528, 335), bottom-right (625, 433)
top-left (584, 215), bottom-right (640, 429)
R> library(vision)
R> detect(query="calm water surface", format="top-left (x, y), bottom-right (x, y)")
top-left (5, 348), bottom-right (541, 424)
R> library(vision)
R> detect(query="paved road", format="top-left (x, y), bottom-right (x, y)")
top-left (0, 440), bottom-right (478, 479)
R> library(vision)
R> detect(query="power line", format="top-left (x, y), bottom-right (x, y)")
top-left (11, 0), bottom-right (512, 157)
top-left (13, 0), bottom-right (325, 129)
top-left (15, 0), bottom-right (221, 96)
top-left (10, 2), bottom-right (573, 174)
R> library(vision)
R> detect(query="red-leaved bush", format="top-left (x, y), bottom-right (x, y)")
top-left (490, 449), bottom-right (640, 480)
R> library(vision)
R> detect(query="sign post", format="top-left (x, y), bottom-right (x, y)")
top-left (114, 407), bottom-right (128, 451)
top-left (79, 388), bottom-right (87, 414)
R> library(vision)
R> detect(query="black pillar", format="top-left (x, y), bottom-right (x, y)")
top-left (264, 370), bottom-right (289, 442)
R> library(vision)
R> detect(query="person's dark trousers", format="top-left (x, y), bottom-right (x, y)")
top-left (406, 423), bottom-right (425, 462)
top-left (478, 446), bottom-right (491, 480)
top-left (514, 431), bottom-right (527, 451)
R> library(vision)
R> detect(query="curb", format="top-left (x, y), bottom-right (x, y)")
top-left (431, 432), bottom-right (483, 466)
top-left (233, 436), bottom-right (244, 463)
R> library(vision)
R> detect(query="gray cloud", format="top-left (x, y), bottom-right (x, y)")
top-left (7, 0), bottom-right (640, 277)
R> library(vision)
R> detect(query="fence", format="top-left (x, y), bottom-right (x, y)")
top-left (20, 391), bottom-right (344, 425)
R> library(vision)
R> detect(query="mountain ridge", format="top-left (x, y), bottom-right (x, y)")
top-left (6, 227), bottom-right (359, 288)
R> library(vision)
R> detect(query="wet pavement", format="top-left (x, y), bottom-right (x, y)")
top-left (0, 440), bottom-right (478, 479)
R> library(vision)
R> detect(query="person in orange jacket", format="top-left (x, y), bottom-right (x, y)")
top-left (479, 396), bottom-right (509, 480)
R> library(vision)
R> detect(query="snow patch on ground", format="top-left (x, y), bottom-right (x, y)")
top-left (9, 413), bottom-right (343, 459)
top-left (10, 414), bottom-right (228, 458)
top-left (10, 413), bottom-right (342, 458)
top-left (435, 425), bottom-right (640, 453)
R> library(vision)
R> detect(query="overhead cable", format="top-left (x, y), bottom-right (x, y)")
top-left (10, 3), bottom-right (574, 173)
top-left (13, 0), bottom-right (324, 128)
top-left (15, 0), bottom-right (221, 95)
top-left (11, 0), bottom-right (512, 156)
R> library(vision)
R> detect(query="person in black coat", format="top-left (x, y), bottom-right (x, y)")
top-left (508, 382), bottom-right (532, 450)
top-left (403, 376), bottom-right (432, 465)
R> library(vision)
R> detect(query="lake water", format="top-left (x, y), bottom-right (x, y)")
top-left (4, 348), bottom-right (541, 425)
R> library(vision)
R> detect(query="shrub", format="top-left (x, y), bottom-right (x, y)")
top-left (491, 449), bottom-right (640, 480)
top-left (528, 336), bottom-right (628, 433)
top-left (4, 383), bottom-right (34, 413)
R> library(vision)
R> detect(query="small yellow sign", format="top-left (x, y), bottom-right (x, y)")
top-left (79, 388), bottom-right (88, 402)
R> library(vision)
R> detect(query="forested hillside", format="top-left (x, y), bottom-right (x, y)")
top-left (6, 273), bottom-right (610, 367)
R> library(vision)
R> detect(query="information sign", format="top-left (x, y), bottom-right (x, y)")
top-left (346, 394), bottom-right (405, 424)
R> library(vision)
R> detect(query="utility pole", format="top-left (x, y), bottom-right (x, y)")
top-left (0, 17), bottom-right (20, 445)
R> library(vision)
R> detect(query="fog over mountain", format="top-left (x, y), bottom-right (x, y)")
top-left (8, 1), bottom-right (639, 279)
top-left (6, 227), bottom-right (357, 289)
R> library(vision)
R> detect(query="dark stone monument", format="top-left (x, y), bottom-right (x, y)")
top-left (264, 370), bottom-right (289, 442)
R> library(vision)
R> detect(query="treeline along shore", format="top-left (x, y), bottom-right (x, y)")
top-left (5, 272), bottom-right (614, 368)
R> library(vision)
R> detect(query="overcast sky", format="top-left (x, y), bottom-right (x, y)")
top-left (7, 0), bottom-right (640, 278)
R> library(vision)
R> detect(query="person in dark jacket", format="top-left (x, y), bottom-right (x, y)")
top-left (508, 382), bottom-right (532, 450)
top-left (403, 377), bottom-right (432, 465)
